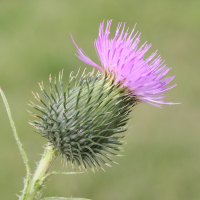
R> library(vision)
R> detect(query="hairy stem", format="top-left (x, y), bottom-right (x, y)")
top-left (23, 145), bottom-right (58, 200)
top-left (0, 88), bottom-right (31, 198)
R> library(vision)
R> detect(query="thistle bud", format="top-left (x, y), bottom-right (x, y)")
top-left (29, 70), bottom-right (136, 170)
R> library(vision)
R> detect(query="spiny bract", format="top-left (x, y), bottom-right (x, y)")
top-left (29, 70), bottom-right (136, 170)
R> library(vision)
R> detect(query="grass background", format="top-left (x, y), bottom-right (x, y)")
top-left (0, 0), bottom-right (199, 199)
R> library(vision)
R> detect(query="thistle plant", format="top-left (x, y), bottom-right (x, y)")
top-left (0, 20), bottom-right (180, 200)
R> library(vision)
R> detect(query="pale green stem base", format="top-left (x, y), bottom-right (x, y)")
top-left (22, 145), bottom-right (58, 200)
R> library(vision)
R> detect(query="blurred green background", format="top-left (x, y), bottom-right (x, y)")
top-left (0, 0), bottom-right (199, 199)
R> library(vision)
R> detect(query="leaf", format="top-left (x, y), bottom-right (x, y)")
top-left (43, 197), bottom-right (91, 200)
top-left (41, 170), bottom-right (87, 183)
top-left (47, 171), bottom-right (87, 176)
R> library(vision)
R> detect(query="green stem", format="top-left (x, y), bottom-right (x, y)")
top-left (0, 89), bottom-right (31, 198)
top-left (23, 145), bottom-right (58, 200)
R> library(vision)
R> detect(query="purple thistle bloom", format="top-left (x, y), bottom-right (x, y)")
top-left (71, 20), bottom-right (179, 108)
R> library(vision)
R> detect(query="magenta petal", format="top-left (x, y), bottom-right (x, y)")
top-left (71, 20), bottom-right (180, 107)
top-left (71, 34), bottom-right (103, 72)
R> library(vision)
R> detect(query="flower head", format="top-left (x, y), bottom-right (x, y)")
top-left (71, 20), bottom-right (179, 107)
top-left (29, 71), bottom-right (135, 170)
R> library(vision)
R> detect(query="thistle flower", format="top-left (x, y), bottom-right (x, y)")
top-left (29, 20), bottom-right (179, 171)
top-left (71, 20), bottom-right (178, 107)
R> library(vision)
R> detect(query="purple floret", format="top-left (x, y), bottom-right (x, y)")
top-left (71, 20), bottom-right (179, 107)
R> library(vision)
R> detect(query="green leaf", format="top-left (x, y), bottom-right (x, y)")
top-left (43, 197), bottom-right (91, 200)
top-left (47, 171), bottom-right (86, 176)
top-left (41, 170), bottom-right (86, 182)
